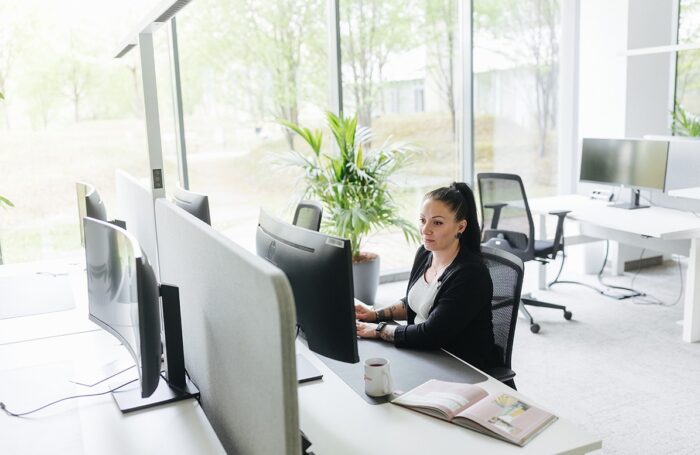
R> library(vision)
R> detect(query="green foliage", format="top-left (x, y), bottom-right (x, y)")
top-left (672, 103), bottom-right (700, 137)
top-left (279, 112), bottom-right (420, 259)
top-left (0, 193), bottom-right (12, 208)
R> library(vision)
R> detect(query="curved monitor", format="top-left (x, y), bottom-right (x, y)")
top-left (172, 186), bottom-right (211, 225)
top-left (76, 181), bottom-right (107, 246)
top-left (84, 217), bottom-right (162, 399)
top-left (579, 138), bottom-right (669, 191)
top-left (256, 209), bottom-right (359, 363)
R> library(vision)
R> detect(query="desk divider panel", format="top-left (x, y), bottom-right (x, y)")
top-left (156, 200), bottom-right (300, 455)
top-left (116, 170), bottom-right (160, 279)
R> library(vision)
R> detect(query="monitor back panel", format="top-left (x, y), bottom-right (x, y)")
top-left (156, 200), bottom-right (300, 455)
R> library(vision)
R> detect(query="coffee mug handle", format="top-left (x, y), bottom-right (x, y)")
top-left (382, 370), bottom-right (393, 395)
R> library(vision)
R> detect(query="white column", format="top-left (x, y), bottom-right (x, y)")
top-left (683, 238), bottom-right (700, 342)
top-left (557, 0), bottom-right (580, 195)
top-left (458, 0), bottom-right (473, 184)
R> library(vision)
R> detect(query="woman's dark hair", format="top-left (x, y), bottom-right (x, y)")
top-left (425, 182), bottom-right (481, 255)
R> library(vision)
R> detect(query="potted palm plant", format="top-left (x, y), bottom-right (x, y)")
top-left (279, 111), bottom-right (419, 304)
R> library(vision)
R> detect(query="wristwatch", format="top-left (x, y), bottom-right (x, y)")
top-left (375, 321), bottom-right (387, 334)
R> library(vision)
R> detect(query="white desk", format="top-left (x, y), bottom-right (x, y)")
top-left (528, 194), bottom-right (700, 342)
top-left (668, 187), bottom-right (700, 200)
top-left (296, 341), bottom-right (601, 454)
top-left (0, 330), bottom-right (225, 454)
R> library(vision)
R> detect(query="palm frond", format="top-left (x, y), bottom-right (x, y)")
top-left (0, 195), bottom-right (14, 208)
top-left (272, 111), bottom-right (419, 256)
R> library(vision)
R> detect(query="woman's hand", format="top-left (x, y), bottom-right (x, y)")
top-left (355, 321), bottom-right (379, 339)
top-left (355, 302), bottom-right (377, 322)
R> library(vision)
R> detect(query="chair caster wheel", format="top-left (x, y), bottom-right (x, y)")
top-left (564, 311), bottom-right (572, 320)
top-left (530, 324), bottom-right (540, 334)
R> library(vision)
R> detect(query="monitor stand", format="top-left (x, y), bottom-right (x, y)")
top-left (609, 189), bottom-right (649, 210)
top-left (110, 375), bottom-right (199, 413)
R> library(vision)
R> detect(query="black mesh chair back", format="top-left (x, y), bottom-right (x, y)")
top-left (477, 173), bottom-right (535, 262)
top-left (292, 200), bottom-right (323, 232)
top-left (482, 246), bottom-right (523, 385)
top-left (478, 172), bottom-right (573, 334)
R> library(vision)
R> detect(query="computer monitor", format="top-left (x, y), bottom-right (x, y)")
top-left (76, 181), bottom-right (126, 247)
top-left (76, 182), bottom-right (107, 246)
top-left (84, 217), bottom-right (198, 413)
top-left (579, 138), bottom-right (669, 209)
top-left (172, 186), bottom-right (211, 225)
top-left (256, 209), bottom-right (359, 364)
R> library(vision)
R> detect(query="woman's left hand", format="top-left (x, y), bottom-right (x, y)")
top-left (356, 321), bottom-right (379, 339)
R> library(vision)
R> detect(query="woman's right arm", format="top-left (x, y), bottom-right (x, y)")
top-left (355, 300), bottom-right (407, 322)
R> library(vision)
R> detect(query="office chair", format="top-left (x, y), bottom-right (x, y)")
top-left (482, 245), bottom-right (523, 390)
top-left (477, 173), bottom-right (572, 333)
top-left (292, 200), bottom-right (323, 231)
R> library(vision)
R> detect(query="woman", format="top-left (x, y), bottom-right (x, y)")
top-left (355, 182), bottom-right (499, 371)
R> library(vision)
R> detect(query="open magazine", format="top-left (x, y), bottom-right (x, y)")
top-left (392, 379), bottom-right (557, 447)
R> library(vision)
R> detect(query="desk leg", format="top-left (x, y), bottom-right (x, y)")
top-left (538, 214), bottom-right (547, 290)
top-left (683, 238), bottom-right (700, 343)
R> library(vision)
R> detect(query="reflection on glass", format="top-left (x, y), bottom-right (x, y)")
top-left (340, 0), bottom-right (458, 270)
top-left (473, 0), bottom-right (560, 198)
top-left (176, 0), bottom-right (327, 251)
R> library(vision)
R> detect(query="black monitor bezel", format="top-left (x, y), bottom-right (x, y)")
top-left (256, 209), bottom-right (359, 364)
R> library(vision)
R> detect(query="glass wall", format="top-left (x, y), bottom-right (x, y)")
top-left (339, 0), bottom-right (460, 271)
top-left (0, 0), bottom-right (150, 265)
top-left (473, 0), bottom-right (561, 198)
top-left (674, 0), bottom-right (700, 135)
top-left (175, 0), bottom-right (327, 250)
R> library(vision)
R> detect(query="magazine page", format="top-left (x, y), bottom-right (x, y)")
top-left (455, 393), bottom-right (557, 446)
top-left (392, 379), bottom-right (488, 421)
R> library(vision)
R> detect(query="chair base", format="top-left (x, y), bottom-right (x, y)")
top-left (519, 294), bottom-right (572, 334)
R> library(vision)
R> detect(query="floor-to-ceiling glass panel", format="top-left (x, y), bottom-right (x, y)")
top-left (674, 0), bottom-right (700, 135)
top-left (339, 0), bottom-right (460, 271)
top-left (473, 0), bottom-right (561, 197)
top-left (176, 0), bottom-right (327, 250)
top-left (0, 0), bottom-right (151, 264)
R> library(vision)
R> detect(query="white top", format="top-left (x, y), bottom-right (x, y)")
top-left (408, 272), bottom-right (442, 323)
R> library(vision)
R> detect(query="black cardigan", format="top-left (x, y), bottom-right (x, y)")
top-left (393, 246), bottom-right (499, 371)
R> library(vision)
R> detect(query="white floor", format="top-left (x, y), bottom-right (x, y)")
top-left (376, 247), bottom-right (700, 454)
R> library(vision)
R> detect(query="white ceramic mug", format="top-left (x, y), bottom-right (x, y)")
top-left (364, 357), bottom-right (394, 397)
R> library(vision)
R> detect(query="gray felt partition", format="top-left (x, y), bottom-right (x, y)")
top-left (115, 170), bottom-right (160, 279)
top-left (156, 200), bottom-right (300, 454)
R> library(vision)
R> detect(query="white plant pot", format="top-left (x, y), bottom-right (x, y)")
top-left (352, 253), bottom-right (380, 306)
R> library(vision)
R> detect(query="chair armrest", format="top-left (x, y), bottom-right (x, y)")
top-left (547, 210), bottom-right (571, 257)
top-left (484, 202), bottom-right (508, 229)
top-left (485, 366), bottom-right (516, 382)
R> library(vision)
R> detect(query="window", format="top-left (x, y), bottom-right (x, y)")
top-left (340, 0), bottom-right (460, 271)
top-left (175, 0), bottom-right (328, 250)
top-left (473, 0), bottom-right (561, 197)
top-left (0, 0), bottom-right (149, 264)
top-left (674, 0), bottom-right (700, 135)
